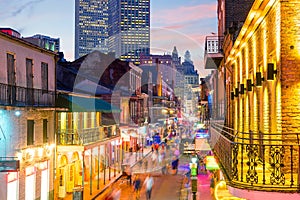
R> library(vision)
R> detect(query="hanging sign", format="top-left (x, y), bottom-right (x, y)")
top-left (0, 160), bottom-right (20, 172)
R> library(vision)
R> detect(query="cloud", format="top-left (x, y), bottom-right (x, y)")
top-left (0, 0), bottom-right (45, 19)
top-left (152, 3), bottom-right (216, 25)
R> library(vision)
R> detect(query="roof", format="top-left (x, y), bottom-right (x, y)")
top-left (59, 95), bottom-right (121, 113)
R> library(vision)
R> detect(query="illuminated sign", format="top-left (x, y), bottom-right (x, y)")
top-left (206, 156), bottom-right (219, 170)
top-left (0, 160), bottom-right (20, 172)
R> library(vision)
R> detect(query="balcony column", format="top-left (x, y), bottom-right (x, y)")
top-left (89, 149), bottom-right (93, 195)
top-left (97, 145), bottom-right (100, 190)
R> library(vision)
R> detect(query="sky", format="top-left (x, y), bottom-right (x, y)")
top-left (0, 0), bottom-right (217, 77)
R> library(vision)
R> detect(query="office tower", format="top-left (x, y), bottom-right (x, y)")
top-left (108, 0), bottom-right (150, 65)
top-left (75, 0), bottom-right (109, 59)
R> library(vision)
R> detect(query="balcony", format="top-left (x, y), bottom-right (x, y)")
top-left (210, 121), bottom-right (300, 192)
top-left (57, 127), bottom-right (120, 145)
top-left (204, 36), bottom-right (224, 69)
top-left (0, 83), bottom-right (55, 107)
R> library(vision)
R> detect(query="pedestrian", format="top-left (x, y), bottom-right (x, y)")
top-left (144, 159), bottom-right (148, 171)
top-left (161, 158), bottom-right (167, 175)
top-left (151, 151), bottom-right (157, 166)
top-left (111, 187), bottom-right (121, 200)
top-left (209, 173), bottom-right (215, 196)
top-left (171, 156), bottom-right (179, 174)
top-left (125, 166), bottom-right (132, 185)
top-left (155, 143), bottom-right (159, 153)
top-left (133, 174), bottom-right (142, 199)
top-left (143, 174), bottom-right (154, 200)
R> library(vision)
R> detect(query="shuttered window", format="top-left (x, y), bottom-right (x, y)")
top-left (43, 119), bottom-right (48, 143)
top-left (41, 62), bottom-right (48, 92)
top-left (27, 120), bottom-right (34, 145)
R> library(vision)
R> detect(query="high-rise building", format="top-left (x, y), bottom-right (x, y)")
top-left (75, 0), bottom-right (109, 59)
top-left (108, 0), bottom-right (150, 65)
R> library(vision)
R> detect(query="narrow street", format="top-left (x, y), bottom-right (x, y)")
top-left (94, 143), bottom-right (214, 200)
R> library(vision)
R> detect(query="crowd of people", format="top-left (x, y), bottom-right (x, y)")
top-left (104, 141), bottom-right (182, 200)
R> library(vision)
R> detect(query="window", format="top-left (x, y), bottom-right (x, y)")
top-left (27, 120), bottom-right (34, 145)
top-left (43, 119), bottom-right (48, 143)
top-left (41, 62), bottom-right (48, 92)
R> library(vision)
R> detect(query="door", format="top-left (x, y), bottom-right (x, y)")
top-left (26, 58), bottom-right (34, 105)
top-left (7, 53), bottom-right (16, 104)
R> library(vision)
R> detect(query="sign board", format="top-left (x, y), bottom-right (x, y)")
top-left (0, 160), bottom-right (20, 172)
top-left (206, 156), bottom-right (219, 171)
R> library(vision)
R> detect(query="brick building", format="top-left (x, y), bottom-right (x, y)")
top-left (210, 0), bottom-right (300, 199)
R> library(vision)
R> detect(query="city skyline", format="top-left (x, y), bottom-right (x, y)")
top-left (1, 0), bottom-right (217, 77)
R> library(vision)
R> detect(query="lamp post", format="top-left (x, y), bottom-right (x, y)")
top-left (190, 156), bottom-right (198, 200)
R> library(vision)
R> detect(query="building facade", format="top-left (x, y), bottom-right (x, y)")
top-left (75, 0), bottom-right (150, 64)
top-left (108, 0), bottom-right (150, 65)
top-left (210, 0), bottom-right (300, 199)
top-left (0, 31), bottom-right (57, 200)
top-left (75, 0), bottom-right (109, 59)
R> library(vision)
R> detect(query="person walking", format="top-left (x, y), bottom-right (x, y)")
top-left (143, 174), bottom-right (154, 200)
top-left (133, 174), bottom-right (142, 199)
top-left (161, 158), bottom-right (167, 175)
top-left (125, 166), bottom-right (132, 185)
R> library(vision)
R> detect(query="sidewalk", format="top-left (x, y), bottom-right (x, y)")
top-left (61, 147), bottom-right (152, 200)
top-left (95, 147), bottom-right (189, 200)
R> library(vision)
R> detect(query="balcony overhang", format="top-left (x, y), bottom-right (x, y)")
top-left (57, 94), bottom-right (122, 113)
top-left (204, 53), bottom-right (223, 69)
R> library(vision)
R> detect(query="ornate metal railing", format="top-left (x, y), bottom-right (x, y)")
top-left (57, 127), bottom-right (120, 145)
top-left (0, 83), bottom-right (55, 107)
top-left (210, 121), bottom-right (300, 192)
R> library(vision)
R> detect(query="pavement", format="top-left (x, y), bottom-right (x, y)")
top-left (94, 145), bottom-right (216, 200)
top-left (64, 138), bottom-right (239, 200)
top-left (95, 147), bottom-right (189, 200)
top-left (61, 148), bottom-right (152, 200)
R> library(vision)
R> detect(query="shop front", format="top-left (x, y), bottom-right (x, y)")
top-left (56, 137), bottom-right (123, 199)
top-left (120, 126), bottom-right (139, 152)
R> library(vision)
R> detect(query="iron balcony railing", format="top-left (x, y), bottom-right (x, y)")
top-left (210, 121), bottom-right (300, 192)
top-left (0, 83), bottom-right (55, 107)
top-left (57, 127), bottom-right (120, 145)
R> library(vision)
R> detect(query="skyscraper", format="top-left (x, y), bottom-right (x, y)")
top-left (75, 0), bottom-right (150, 63)
top-left (108, 0), bottom-right (150, 65)
top-left (75, 0), bottom-right (109, 59)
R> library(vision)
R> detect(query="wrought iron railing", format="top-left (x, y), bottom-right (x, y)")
top-left (210, 121), bottom-right (300, 192)
top-left (57, 127), bottom-right (120, 145)
top-left (0, 83), bottom-right (55, 107)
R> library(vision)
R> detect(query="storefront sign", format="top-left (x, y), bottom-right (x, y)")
top-left (0, 160), bottom-right (20, 172)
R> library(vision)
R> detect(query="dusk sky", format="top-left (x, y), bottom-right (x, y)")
top-left (1, 0), bottom-right (217, 77)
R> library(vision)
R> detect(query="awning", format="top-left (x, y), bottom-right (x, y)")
top-left (59, 95), bottom-right (121, 113)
